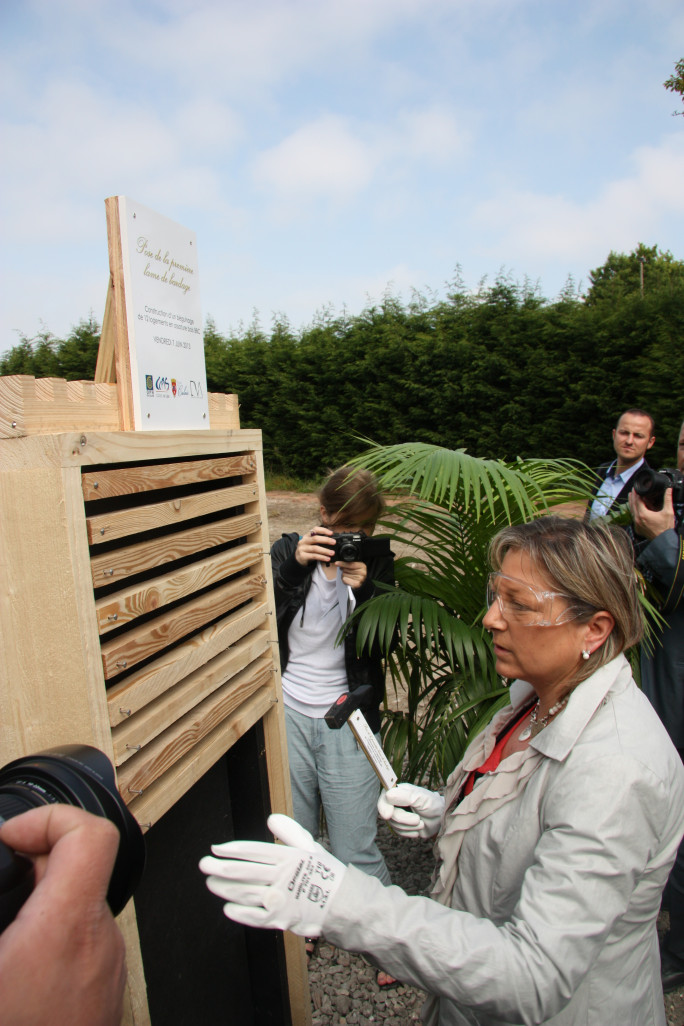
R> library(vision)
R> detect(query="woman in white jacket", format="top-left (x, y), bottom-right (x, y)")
top-left (200, 517), bottom-right (684, 1026)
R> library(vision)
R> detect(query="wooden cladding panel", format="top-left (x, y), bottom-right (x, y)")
top-left (117, 655), bottom-right (274, 802)
top-left (106, 600), bottom-right (270, 727)
top-left (95, 543), bottom-right (263, 635)
top-left (81, 454), bottom-right (256, 501)
top-left (124, 687), bottom-right (277, 826)
top-left (0, 375), bottom-right (120, 437)
top-left (0, 426), bottom-right (307, 1025)
top-left (90, 512), bottom-right (262, 588)
top-left (100, 570), bottom-right (266, 679)
top-left (80, 441), bottom-right (279, 846)
top-left (112, 629), bottom-right (272, 764)
top-left (0, 375), bottom-right (239, 437)
top-left (86, 481), bottom-right (258, 545)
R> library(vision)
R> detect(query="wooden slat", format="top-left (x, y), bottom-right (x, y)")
top-left (112, 630), bottom-right (271, 764)
top-left (0, 429), bottom-right (262, 472)
top-left (106, 600), bottom-right (270, 725)
top-left (86, 481), bottom-right (258, 545)
top-left (122, 686), bottom-right (276, 825)
top-left (90, 512), bottom-right (261, 588)
top-left (82, 454), bottom-right (256, 501)
top-left (117, 656), bottom-right (274, 800)
top-left (100, 573), bottom-right (266, 678)
top-left (95, 542), bottom-right (263, 635)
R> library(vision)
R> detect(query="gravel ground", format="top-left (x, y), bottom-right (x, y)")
top-left (266, 492), bottom-right (684, 1026)
top-left (307, 821), bottom-right (433, 1026)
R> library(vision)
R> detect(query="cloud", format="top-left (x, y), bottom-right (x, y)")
top-left (471, 132), bottom-right (684, 262)
top-left (252, 103), bottom-right (470, 207)
top-left (252, 115), bottom-right (378, 199)
top-left (52, 0), bottom-right (444, 98)
top-left (394, 105), bottom-right (470, 165)
top-left (0, 77), bottom-right (237, 244)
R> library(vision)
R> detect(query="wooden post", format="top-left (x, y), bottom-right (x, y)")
top-left (103, 196), bottom-right (136, 428)
top-left (95, 279), bottom-right (117, 385)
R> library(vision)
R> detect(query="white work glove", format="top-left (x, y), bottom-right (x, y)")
top-left (199, 813), bottom-right (345, 937)
top-left (377, 783), bottom-right (445, 839)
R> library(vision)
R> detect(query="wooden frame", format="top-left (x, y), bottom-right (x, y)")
top-left (0, 378), bottom-right (310, 1026)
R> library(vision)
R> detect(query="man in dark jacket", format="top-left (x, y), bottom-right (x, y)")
top-left (586, 408), bottom-right (655, 520)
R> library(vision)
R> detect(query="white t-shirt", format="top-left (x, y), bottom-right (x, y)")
top-left (282, 563), bottom-right (356, 718)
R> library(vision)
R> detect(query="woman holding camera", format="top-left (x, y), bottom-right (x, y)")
top-left (270, 466), bottom-right (394, 908)
top-left (203, 517), bottom-right (684, 1023)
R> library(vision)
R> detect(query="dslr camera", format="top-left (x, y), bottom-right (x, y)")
top-left (330, 531), bottom-right (392, 563)
top-left (632, 466), bottom-right (684, 512)
top-left (0, 745), bottom-right (145, 933)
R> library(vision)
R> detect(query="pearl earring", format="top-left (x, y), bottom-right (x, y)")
top-left (581, 650), bottom-right (591, 660)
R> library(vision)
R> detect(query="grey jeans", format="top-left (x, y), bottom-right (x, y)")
top-left (284, 704), bottom-right (391, 885)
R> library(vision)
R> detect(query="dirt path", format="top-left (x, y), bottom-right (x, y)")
top-left (265, 490), bottom-right (320, 543)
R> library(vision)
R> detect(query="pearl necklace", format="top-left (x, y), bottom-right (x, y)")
top-left (518, 695), bottom-right (569, 741)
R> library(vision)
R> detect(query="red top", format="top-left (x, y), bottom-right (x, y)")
top-left (463, 706), bottom-right (533, 797)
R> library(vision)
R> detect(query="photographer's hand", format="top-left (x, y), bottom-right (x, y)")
top-left (295, 526), bottom-right (336, 566)
top-left (0, 806), bottom-right (126, 1026)
top-left (338, 560), bottom-right (368, 590)
top-left (629, 488), bottom-right (676, 540)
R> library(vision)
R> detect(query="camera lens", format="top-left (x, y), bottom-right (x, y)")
top-left (337, 540), bottom-right (360, 561)
top-left (632, 467), bottom-right (674, 512)
top-left (0, 745), bottom-right (145, 918)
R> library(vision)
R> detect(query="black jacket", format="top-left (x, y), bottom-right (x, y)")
top-left (270, 532), bottom-right (395, 733)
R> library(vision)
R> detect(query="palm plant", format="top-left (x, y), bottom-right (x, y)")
top-left (347, 442), bottom-right (598, 787)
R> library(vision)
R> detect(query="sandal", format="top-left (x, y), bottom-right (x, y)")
top-left (376, 969), bottom-right (400, 989)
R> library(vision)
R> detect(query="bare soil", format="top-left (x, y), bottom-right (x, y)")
top-left (265, 493), bottom-right (684, 1024)
top-left (265, 490), bottom-right (321, 545)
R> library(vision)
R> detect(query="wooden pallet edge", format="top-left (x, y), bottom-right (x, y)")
top-left (0, 374), bottom-right (239, 436)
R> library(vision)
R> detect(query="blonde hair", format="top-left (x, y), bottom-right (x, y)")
top-left (318, 466), bottom-right (385, 528)
top-left (489, 516), bottom-right (643, 679)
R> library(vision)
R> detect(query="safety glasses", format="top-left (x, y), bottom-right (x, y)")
top-left (486, 572), bottom-right (586, 627)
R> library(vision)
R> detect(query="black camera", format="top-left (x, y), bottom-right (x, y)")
top-left (0, 745), bottom-right (146, 933)
top-left (632, 466), bottom-right (684, 512)
top-left (330, 531), bottom-right (392, 563)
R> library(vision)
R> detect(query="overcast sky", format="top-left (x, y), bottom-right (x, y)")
top-left (1, 0), bottom-right (683, 351)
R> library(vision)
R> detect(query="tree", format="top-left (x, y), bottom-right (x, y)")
top-left (3, 246), bottom-right (683, 479)
top-left (664, 58), bottom-right (684, 116)
top-left (0, 320), bottom-right (100, 380)
top-left (57, 316), bottom-right (101, 380)
top-left (585, 244), bottom-right (684, 305)
top-left (347, 442), bottom-right (596, 785)
top-left (0, 335), bottom-right (43, 376)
